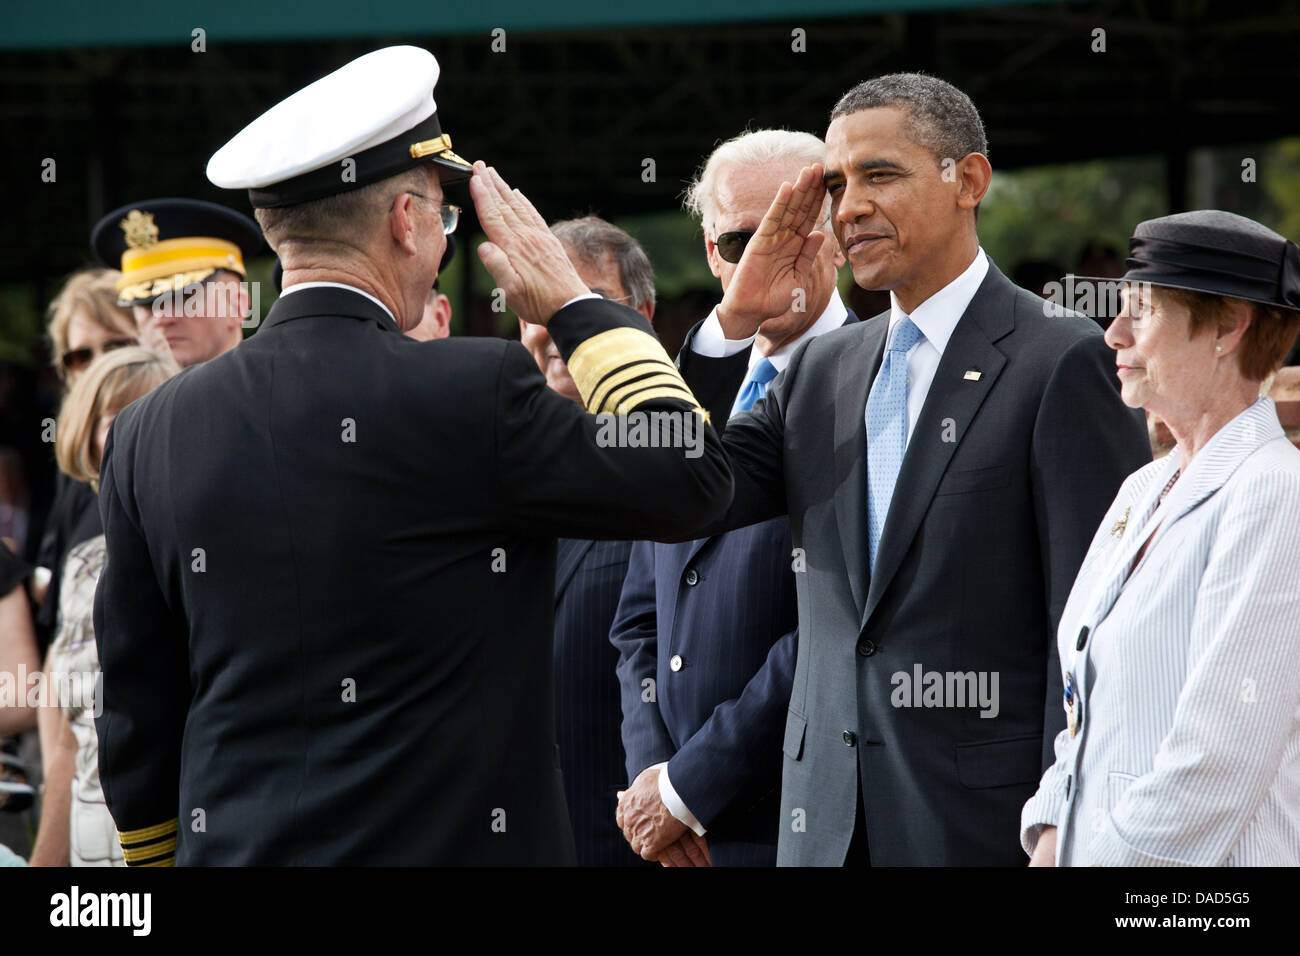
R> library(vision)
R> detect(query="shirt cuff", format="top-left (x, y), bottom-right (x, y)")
top-left (558, 292), bottom-right (602, 312)
top-left (653, 761), bottom-right (706, 836)
top-left (690, 307), bottom-right (755, 358)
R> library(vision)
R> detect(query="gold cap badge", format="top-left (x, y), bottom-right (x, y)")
top-left (120, 210), bottom-right (159, 250)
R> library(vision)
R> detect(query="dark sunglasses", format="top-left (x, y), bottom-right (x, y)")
top-left (61, 338), bottom-right (135, 373)
top-left (715, 230), bottom-right (756, 264)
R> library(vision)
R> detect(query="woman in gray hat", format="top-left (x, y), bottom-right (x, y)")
top-left (1020, 210), bottom-right (1300, 866)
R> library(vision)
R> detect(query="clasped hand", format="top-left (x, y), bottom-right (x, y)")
top-left (616, 766), bottom-right (712, 867)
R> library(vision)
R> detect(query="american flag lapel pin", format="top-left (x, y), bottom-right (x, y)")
top-left (963, 369), bottom-right (982, 381)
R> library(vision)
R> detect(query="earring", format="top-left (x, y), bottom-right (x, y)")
top-left (1215, 345), bottom-right (1222, 353)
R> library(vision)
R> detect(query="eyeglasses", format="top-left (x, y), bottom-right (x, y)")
top-left (61, 338), bottom-right (134, 374)
top-left (714, 230), bottom-right (756, 264)
top-left (402, 192), bottom-right (460, 235)
top-left (590, 288), bottom-right (633, 304)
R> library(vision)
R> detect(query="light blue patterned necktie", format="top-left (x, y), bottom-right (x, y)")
top-left (731, 357), bottom-right (779, 418)
top-left (866, 317), bottom-right (923, 571)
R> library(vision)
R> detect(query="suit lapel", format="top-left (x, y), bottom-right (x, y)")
top-left (554, 538), bottom-right (595, 603)
top-left (834, 317), bottom-right (888, 618)
top-left (1086, 399), bottom-right (1282, 624)
top-left (861, 269), bottom-right (1014, 631)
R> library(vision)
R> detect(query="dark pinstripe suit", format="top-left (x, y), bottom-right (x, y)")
top-left (553, 538), bottom-right (652, 867)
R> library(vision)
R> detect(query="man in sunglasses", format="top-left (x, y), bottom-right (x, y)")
top-left (613, 129), bottom-right (855, 867)
top-left (92, 198), bottom-right (262, 368)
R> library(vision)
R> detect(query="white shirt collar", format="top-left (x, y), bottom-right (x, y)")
top-left (279, 281), bottom-right (397, 324)
top-left (886, 247), bottom-right (989, 354)
top-left (756, 289), bottom-right (850, 373)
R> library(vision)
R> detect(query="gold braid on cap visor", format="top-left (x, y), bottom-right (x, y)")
top-left (116, 237), bottom-right (246, 303)
top-left (409, 134), bottom-right (472, 168)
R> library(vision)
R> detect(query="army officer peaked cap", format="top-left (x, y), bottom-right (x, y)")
top-left (91, 198), bottom-right (262, 306)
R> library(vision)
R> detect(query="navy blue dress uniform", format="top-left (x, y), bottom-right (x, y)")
top-left (91, 47), bottom-right (730, 866)
top-left (610, 309), bottom-right (855, 866)
top-left (552, 539), bottom-right (652, 867)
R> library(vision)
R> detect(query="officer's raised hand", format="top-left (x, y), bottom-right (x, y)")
top-left (470, 161), bottom-right (591, 326)
top-left (715, 163), bottom-right (828, 341)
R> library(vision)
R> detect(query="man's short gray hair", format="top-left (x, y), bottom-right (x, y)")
top-left (830, 73), bottom-right (988, 165)
top-left (254, 165), bottom-right (436, 252)
top-left (684, 128), bottom-right (828, 237)
top-left (551, 216), bottom-right (656, 312)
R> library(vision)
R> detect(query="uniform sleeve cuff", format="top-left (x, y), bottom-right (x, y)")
top-left (655, 761), bottom-right (706, 836)
top-left (118, 818), bottom-right (178, 867)
top-left (690, 306), bottom-right (755, 359)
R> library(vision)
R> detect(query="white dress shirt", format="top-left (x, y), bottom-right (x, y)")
top-left (278, 281), bottom-right (398, 324)
top-left (689, 289), bottom-right (849, 374)
top-left (876, 248), bottom-right (988, 444)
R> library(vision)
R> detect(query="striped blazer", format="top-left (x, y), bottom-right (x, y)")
top-left (1021, 397), bottom-right (1300, 866)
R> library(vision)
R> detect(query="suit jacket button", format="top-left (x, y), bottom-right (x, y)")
top-left (669, 654), bottom-right (684, 672)
top-left (843, 730), bottom-right (857, 747)
top-left (857, 639), bottom-right (876, 657)
top-left (684, 568), bottom-right (699, 586)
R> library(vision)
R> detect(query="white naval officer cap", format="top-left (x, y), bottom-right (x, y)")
top-left (207, 45), bottom-right (473, 209)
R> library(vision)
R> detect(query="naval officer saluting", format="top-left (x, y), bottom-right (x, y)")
top-left (92, 46), bottom-right (729, 866)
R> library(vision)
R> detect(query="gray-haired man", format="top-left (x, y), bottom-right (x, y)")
top-left (612, 129), bottom-right (857, 866)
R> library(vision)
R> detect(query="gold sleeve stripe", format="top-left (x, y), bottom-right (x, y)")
top-left (615, 387), bottom-right (709, 416)
top-left (118, 819), bottom-right (178, 844)
top-left (136, 856), bottom-right (176, 867)
top-left (593, 369), bottom-right (690, 414)
top-left (123, 836), bottom-right (177, 863)
top-left (587, 359), bottom-right (672, 411)
top-left (567, 327), bottom-right (695, 414)
top-left (604, 375), bottom-right (696, 414)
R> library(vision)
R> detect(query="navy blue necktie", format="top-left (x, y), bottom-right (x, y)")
top-left (731, 357), bottom-right (778, 418)
top-left (866, 317), bottom-right (923, 571)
